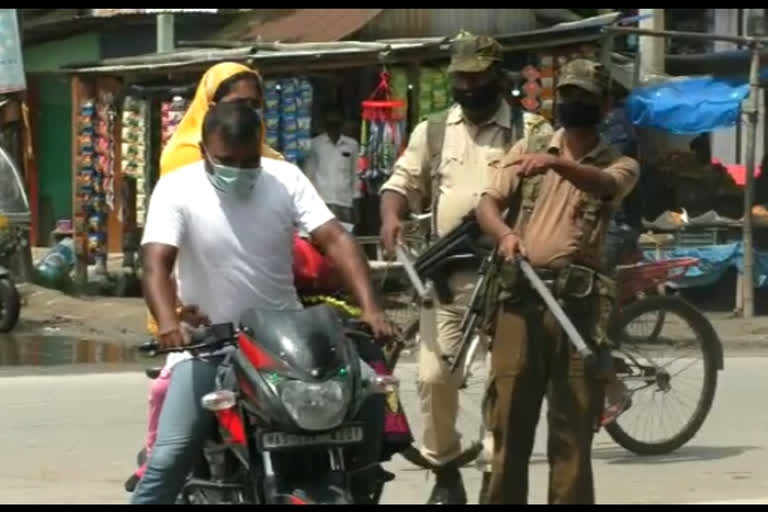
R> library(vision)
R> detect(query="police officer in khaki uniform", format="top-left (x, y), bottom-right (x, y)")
top-left (476, 59), bottom-right (640, 504)
top-left (379, 32), bottom-right (520, 504)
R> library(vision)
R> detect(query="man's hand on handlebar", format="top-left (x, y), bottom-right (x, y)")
top-left (179, 304), bottom-right (212, 328)
top-left (498, 231), bottom-right (526, 262)
top-left (359, 308), bottom-right (399, 341)
top-left (156, 323), bottom-right (191, 350)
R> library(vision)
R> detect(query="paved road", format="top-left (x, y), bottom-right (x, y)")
top-left (0, 356), bottom-right (765, 504)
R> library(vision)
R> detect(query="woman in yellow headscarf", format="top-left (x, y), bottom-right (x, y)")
top-left (160, 61), bottom-right (283, 177)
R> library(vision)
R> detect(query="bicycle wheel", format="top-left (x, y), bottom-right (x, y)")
top-left (605, 295), bottom-right (720, 455)
top-left (626, 291), bottom-right (666, 344)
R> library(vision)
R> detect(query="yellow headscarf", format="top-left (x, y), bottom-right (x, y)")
top-left (159, 61), bottom-right (283, 177)
top-left (147, 62), bottom-right (283, 336)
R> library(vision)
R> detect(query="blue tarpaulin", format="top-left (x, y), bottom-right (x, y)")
top-left (644, 242), bottom-right (768, 289)
top-left (626, 68), bottom-right (768, 135)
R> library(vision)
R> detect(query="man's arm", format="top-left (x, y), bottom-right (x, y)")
top-left (379, 121), bottom-right (431, 252)
top-left (477, 139), bottom-right (526, 239)
top-left (142, 243), bottom-right (180, 331)
top-left (516, 154), bottom-right (637, 200)
top-left (380, 191), bottom-right (409, 223)
top-left (349, 140), bottom-right (363, 203)
top-left (291, 165), bottom-right (392, 337)
top-left (477, 140), bottom-right (530, 260)
top-left (476, 194), bottom-right (514, 242)
top-left (551, 159), bottom-right (619, 198)
top-left (379, 120), bottom-right (431, 215)
top-left (303, 140), bottom-right (319, 185)
top-left (311, 220), bottom-right (378, 314)
top-left (140, 176), bottom-right (189, 347)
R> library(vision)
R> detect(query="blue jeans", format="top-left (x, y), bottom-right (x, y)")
top-left (131, 358), bottom-right (220, 504)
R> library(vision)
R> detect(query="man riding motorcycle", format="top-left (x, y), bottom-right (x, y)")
top-left (132, 100), bottom-right (394, 504)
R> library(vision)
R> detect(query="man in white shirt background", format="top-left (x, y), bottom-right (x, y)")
top-left (304, 110), bottom-right (361, 227)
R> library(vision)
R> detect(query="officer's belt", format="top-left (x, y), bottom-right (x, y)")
top-left (510, 263), bottom-right (599, 301)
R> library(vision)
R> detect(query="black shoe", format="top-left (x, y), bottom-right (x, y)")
top-left (124, 473), bottom-right (140, 493)
top-left (478, 471), bottom-right (492, 504)
top-left (427, 466), bottom-right (467, 505)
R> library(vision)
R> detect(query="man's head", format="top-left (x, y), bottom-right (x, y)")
top-left (324, 110), bottom-right (344, 141)
top-left (448, 31), bottom-right (504, 124)
top-left (200, 101), bottom-right (263, 196)
top-left (555, 59), bottom-right (611, 131)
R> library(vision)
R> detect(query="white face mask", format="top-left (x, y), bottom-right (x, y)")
top-left (204, 155), bottom-right (262, 198)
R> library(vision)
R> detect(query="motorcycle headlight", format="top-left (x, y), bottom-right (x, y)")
top-left (279, 378), bottom-right (351, 431)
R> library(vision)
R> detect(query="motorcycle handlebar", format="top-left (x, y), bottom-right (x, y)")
top-left (138, 323), bottom-right (237, 356)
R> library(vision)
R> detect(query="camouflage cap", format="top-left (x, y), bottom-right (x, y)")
top-left (556, 59), bottom-right (610, 96)
top-left (447, 31), bottom-right (503, 73)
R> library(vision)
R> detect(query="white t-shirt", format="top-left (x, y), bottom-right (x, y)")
top-left (304, 133), bottom-right (361, 208)
top-left (141, 157), bottom-right (336, 330)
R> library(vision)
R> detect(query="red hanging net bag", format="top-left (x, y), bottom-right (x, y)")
top-left (357, 71), bottom-right (407, 195)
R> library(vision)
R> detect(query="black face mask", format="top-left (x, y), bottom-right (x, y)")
top-left (557, 101), bottom-right (601, 128)
top-left (453, 81), bottom-right (500, 115)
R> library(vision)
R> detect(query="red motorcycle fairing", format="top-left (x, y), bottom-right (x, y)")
top-left (216, 408), bottom-right (246, 446)
top-left (236, 305), bottom-right (349, 382)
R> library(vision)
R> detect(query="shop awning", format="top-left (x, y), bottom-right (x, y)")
top-left (626, 67), bottom-right (768, 135)
top-left (216, 9), bottom-right (383, 44)
top-left (494, 12), bottom-right (620, 52)
top-left (57, 39), bottom-right (446, 75)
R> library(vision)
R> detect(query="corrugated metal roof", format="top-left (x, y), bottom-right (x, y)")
top-left (61, 47), bottom-right (257, 73)
top-left (360, 9), bottom-right (539, 40)
top-left (89, 9), bottom-right (220, 17)
top-left (58, 13), bottom-right (620, 75)
top-left (494, 12), bottom-right (621, 52)
top-left (234, 9), bottom-right (383, 43)
top-left (60, 43), bottom-right (403, 74)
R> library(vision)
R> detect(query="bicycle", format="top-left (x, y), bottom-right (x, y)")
top-left (392, 212), bottom-right (722, 459)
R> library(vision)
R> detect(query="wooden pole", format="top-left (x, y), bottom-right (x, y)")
top-left (156, 14), bottom-right (175, 53)
top-left (741, 42), bottom-right (761, 318)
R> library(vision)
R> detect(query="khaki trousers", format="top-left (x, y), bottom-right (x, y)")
top-left (482, 295), bottom-right (605, 504)
top-left (417, 270), bottom-right (492, 467)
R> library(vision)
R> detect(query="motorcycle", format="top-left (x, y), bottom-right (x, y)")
top-left (135, 304), bottom-right (398, 504)
top-left (0, 145), bottom-right (29, 333)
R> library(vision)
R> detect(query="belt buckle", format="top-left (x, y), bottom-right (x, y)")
top-left (561, 265), bottom-right (595, 299)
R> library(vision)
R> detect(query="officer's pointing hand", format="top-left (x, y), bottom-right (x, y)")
top-left (512, 154), bottom-right (558, 177)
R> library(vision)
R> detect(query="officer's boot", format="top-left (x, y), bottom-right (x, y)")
top-left (426, 464), bottom-right (467, 505)
top-left (478, 471), bottom-right (492, 504)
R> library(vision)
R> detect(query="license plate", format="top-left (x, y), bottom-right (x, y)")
top-left (260, 424), bottom-right (364, 451)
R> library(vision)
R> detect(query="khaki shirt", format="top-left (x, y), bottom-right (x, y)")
top-left (381, 102), bottom-right (514, 237)
top-left (485, 128), bottom-right (639, 269)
